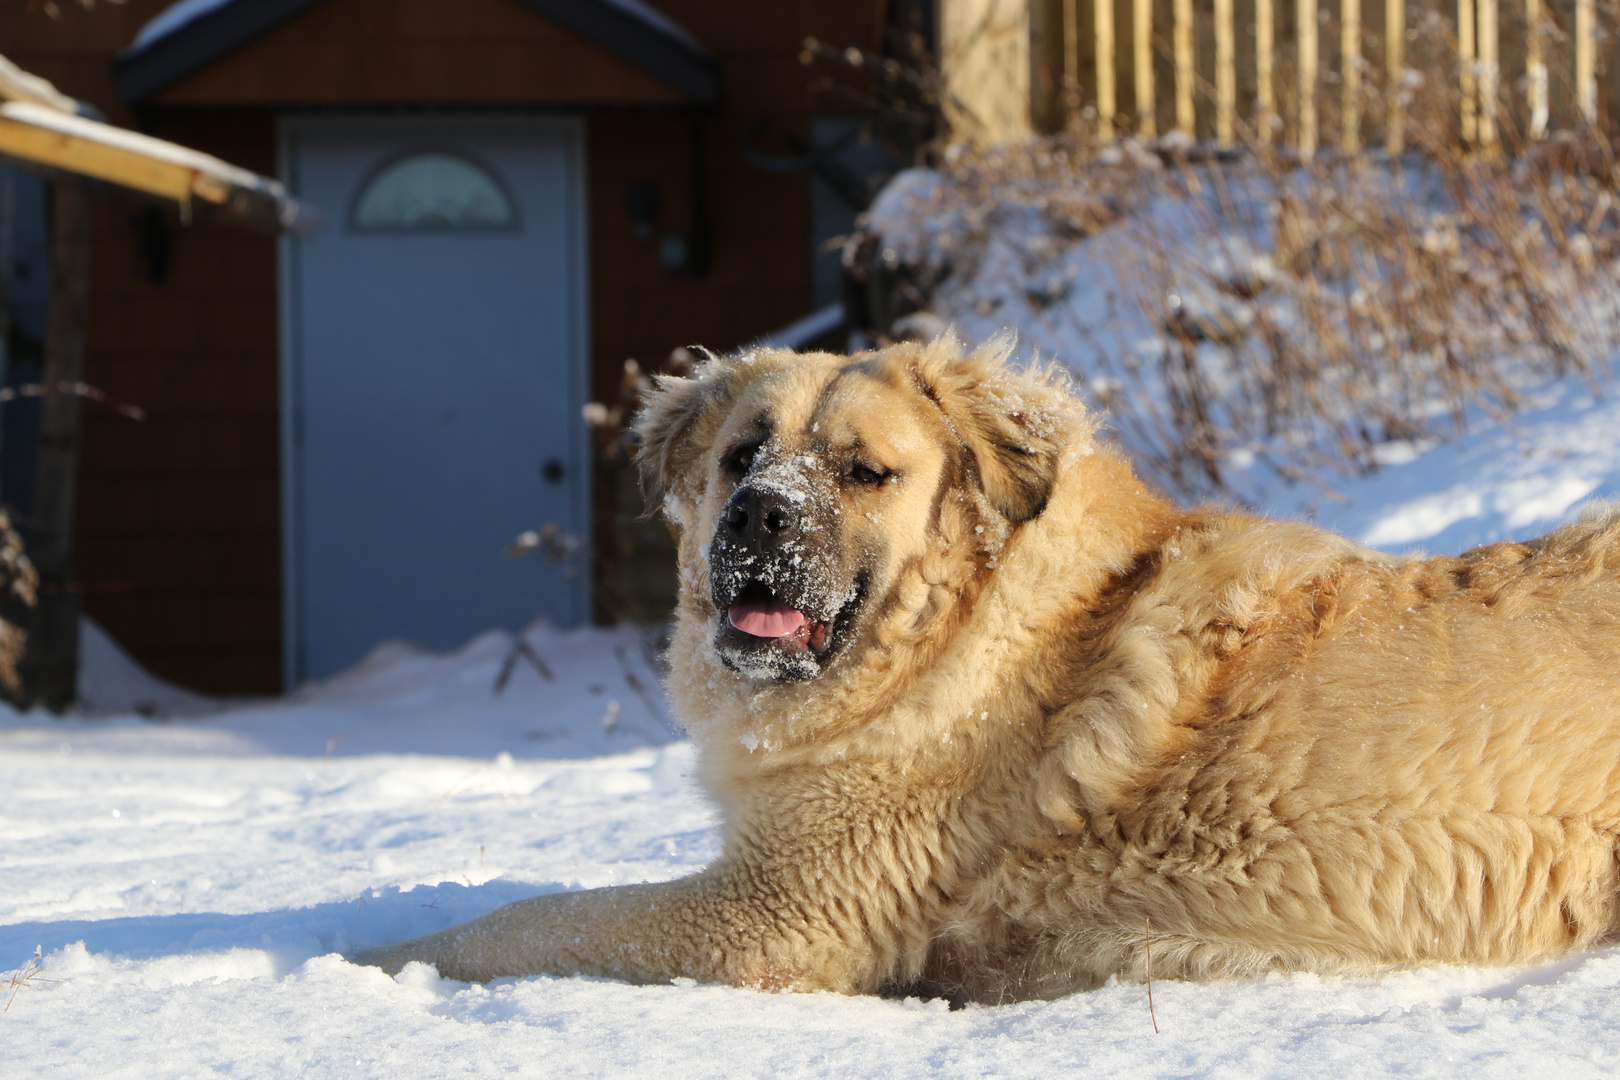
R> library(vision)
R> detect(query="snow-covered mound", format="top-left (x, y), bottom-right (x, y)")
top-left (860, 154), bottom-right (1620, 512)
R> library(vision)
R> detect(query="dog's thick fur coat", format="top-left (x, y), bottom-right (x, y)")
top-left (360, 337), bottom-right (1620, 1002)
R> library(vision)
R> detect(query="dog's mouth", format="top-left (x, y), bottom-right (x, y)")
top-left (726, 582), bottom-right (831, 652)
top-left (713, 573), bottom-right (867, 681)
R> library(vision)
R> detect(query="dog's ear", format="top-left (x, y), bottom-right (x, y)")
top-left (910, 334), bottom-right (1075, 523)
top-left (633, 368), bottom-right (728, 511)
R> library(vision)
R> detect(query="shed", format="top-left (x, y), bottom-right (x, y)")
top-left (0, 0), bottom-right (885, 694)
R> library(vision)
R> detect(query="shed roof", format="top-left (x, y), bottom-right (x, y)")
top-left (115, 0), bottom-right (719, 105)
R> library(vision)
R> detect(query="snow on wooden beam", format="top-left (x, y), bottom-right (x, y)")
top-left (0, 101), bottom-right (310, 232)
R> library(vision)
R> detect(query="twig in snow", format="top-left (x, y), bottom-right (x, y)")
top-left (1145, 917), bottom-right (1160, 1034)
top-left (493, 638), bottom-right (554, 694)
top-left (614, 644), bottom-right (665, 721)
top-left (5, 946), bottom-right (59, 1012)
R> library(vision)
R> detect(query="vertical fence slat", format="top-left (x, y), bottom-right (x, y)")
top-left (1175, 0), bottom-right (1195, 134)
top-left (1459, 0), bottom-right (1476, 143)
top-left (1096, 0), bottom-right (1117, 136)
top-left (1258, 0), bottom-right (1276, 140)
top-left (1576, 0), bottom-right (1596, 124)
top-left (1299, 0), bottom-right (1319, 154)
top-left (1342, 0), bottom-right (1361, 151)
top-left (1386, 0), bottom-right (1404, 150)
top-left (1477, 0), bottom-right (1497, 148)
top-left (1135, 0), bottom-right (1157, 134)
top-left (1525, 0), bottom-right (1547, 138)
top-left (1216, 0), bottom-right (1236, 142)
top-left (1064, 0), bottom-right (1081, 108)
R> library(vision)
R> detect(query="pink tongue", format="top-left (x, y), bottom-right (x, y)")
top-left (728, 595), bottom-right (808, 638)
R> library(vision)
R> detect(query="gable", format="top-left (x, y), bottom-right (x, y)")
top-left (117, 0), bottom-right (717, 106)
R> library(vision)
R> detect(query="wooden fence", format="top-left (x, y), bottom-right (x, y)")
top-left (1028, 0), bottom-right (1615, 152)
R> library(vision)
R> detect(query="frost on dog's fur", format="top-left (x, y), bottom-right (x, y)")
top-left (357, 336), bottom-right (1620, 1003)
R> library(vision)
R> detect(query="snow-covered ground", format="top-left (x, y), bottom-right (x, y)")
top-left (8, 382), bottom-right (1620, 1074)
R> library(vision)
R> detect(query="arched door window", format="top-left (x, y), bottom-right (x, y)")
top-left (350, 151), bottom-right (517, 231)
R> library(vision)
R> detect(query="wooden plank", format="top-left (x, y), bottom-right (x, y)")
top-left (1477, 0), bottom-right (1497, 148)
top-left (1215, 0), bottom-right (1235, 143)
top-left (17, 181), bottom-right (92, 711)
top-left (1525, 0), bottom-right (1546, 138)
top-left (0, 113), bottom-right (196, 203)
top-left (1136, 0), bottom-right (1156, 135)
top-left (1175, 0), bottom-right (1194, 135)
top-left (1096, 0), bottom-right (1117, 137)
top-left (1576, 0), bottom-right (1596, 124)
top-left (1342, 0), bottom-right (1361, 151)
top-left (1386, 0), bottom-right (1403, 150)
top-left (1258, 0), bottom-right (1275, 140)
top-left (0, 105), bottom-right (307, 233)
top-left (1299, 0), bottom-right (1318, 154)
top-left (1459, 0), bottom-right (1476, 143)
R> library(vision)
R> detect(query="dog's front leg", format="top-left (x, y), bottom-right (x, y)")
top-left (352, 864), bottom-right (875, 992)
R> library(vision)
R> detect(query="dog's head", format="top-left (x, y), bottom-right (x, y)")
top-left (635, 335), bottom-right (1085, 685)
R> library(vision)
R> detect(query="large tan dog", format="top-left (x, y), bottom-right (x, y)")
top-left (359, 335), bottom-right (1620, 1002)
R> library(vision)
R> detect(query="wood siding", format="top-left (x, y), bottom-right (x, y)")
top-left (77, 111), bottom-right (283, 695)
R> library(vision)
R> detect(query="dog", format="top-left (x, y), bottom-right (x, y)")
top-left (358, 335), bottom-right (1620, 1002)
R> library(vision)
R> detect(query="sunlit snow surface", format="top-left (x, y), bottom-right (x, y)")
top-left (7, 381), bottom-right (1620, 1075)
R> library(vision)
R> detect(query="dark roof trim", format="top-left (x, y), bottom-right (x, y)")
top-left (115, 0), bottom-right (323, 103)
top-left (114, 0), bottom-right (719, 105)
top-left (516, 0), bottom-right (717, 104)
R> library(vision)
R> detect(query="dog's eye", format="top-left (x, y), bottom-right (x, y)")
top-left (848, 462), bottom-right (890, 486)
top-left (725, 444), bottom-right (758, 475)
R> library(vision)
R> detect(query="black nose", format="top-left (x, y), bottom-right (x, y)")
top-left (722, 487), bottom-right (801, 551)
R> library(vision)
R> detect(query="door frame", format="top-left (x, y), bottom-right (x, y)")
top-left (276, 111), bottom-right (591, 688)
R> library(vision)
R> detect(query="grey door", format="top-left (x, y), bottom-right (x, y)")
top-left (281, 115), bottom-right (589, 685)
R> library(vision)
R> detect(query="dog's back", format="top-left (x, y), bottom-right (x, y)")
top-left (944, 505), bottom-right (1620, 999)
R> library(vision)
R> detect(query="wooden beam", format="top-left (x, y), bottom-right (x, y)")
top-left (1299, 0), bottom-right (1319, 155)
top-left (0, 102), bottom-right (309, 232)
top-left (1096, 0), bottom-right (1117, 137)
top-left (1216, 0), bottom-right (1235, 143)
top-left (1342, 0), bottom-right (1361, 151)
top-left (16, 181), bottom-right (91, 711)
top-left (1135, 0), bottom-right (1156, 135)
top-left (0, 108), bottom-right (196, 204)
top-left (1175, 0), bottom-right (1195, 135)
top-left (1386, 0), bottom-right (1404, 150)
top-left (1257, 0), bottom-right (1275, 141)
top-left (1525, 0), bottom-right (1547, 138)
